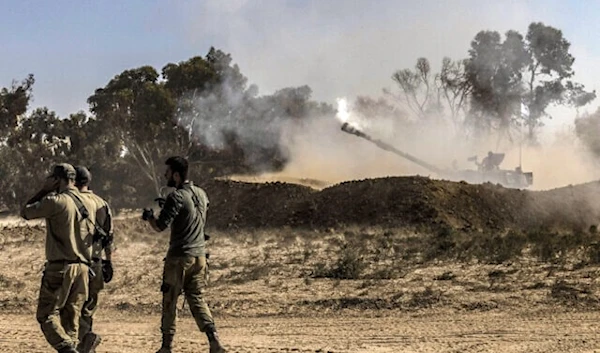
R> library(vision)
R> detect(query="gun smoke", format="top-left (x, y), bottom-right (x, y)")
top-left (207, 92), bottom-right (600, 191)
top-left (176, 81), bottom-right (289, 171)
top-left (173, 11), bottom-right (600, 192)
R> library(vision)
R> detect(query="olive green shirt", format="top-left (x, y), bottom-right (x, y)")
top-left (21, 186), bottom-right (96, 263)
top-left (79, 190), bottom-right (114, 260)
top-left (156, 181), bottom-right (208, 257)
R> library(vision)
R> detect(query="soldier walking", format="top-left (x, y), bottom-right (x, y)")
top-left (74, 166), bottom-right (115, 353)
top-left (142, 156), bottom-right (226, 353)
top-left (21, 163), bottom-right (97, 353)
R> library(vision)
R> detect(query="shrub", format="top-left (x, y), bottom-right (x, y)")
top-left (312, 242), bottom-right (366, 279)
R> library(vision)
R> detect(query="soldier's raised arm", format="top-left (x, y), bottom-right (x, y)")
top-left (21, 176), bottom-right (61, 220)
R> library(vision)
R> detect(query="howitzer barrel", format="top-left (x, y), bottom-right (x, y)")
top-left (340, 122), bottom-right (445, 174)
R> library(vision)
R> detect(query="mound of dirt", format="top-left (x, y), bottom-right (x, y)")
top-left (525, 181), bottom-right (600, 231)
top-left (194, 176), bottom-right (600, 233)
top-left (3, 176), bottom-right (599, 234)
top-left (196, 179), bottom-right (317, 228)
top-left (307, 177), bottom-right (526, 230)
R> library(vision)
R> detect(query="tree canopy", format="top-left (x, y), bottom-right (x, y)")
top-left (389, 22), bottom-right (595, 145)
top-left (0, 48), bottom-right (330, 211)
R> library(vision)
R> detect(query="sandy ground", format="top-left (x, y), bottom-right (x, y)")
top-left (3, 310), bottom-right (600, 352)
top-left (4, 220), bottom-right (600, 352)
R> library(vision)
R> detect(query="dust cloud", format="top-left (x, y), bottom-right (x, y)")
top-left (176, 1), bottom-right (600, 191)
top-left (263, 98), bottom-right (600, 191)
top-left (505, 130), bottom-right (599, 190)
top-left (276, 113), bottom-right (411, 185)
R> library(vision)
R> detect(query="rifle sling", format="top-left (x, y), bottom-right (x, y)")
top-left (64, 191), bottom-right (107, 241)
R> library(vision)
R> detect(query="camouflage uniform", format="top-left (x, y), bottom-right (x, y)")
top-left (77, 190), bottom-right (114, 347)
top-left (155, 181), bottom-right (216, 344)
top-left (21, 164), bottom-right (97, 352)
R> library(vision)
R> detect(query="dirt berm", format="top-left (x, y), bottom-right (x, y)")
top-left (3, 176), bottom-right (598, 233)
top-left (194, 176), bottom-right (600, 233)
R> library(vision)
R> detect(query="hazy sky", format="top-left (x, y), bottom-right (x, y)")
top-left (2, 0), bottom-right (600, 131)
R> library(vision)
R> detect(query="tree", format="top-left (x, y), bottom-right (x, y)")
top-left (390, 57), bottom-right (473, 136)
top-left (465, 23), bottom-right (595, 144)
top-left (164, 51), bottom-right (331, 176)
top-left (205, 47), bottom-right (248, 93)
top-left (0, 74), bottom-right (34, 140)
top-left (87, 66), bottom-right (177, 197)
top-left (466, 30), bottom-right (530, 141)
top-left (438, 57), bottom-right (472, 132)
top-left (163, 47), bottom-right (248, 100)
top-left (390, 58), bottom-right (442, 121)
top-left (163, 56), bottom-right (215, 97)
top-left (0, 49), bottom-right (335, 211)
top-left (1, 107), bottom-right (72, 209)
top-left (60, 111), bottom-right (141, 209)
top-left (523, 22), bottom-right (596, 141)
top-left (162, 50), bottom-right (255, 175)
top-left (238, 85), bottom-right (334, 170)
top-left (0, 74), bottom-right (36, 209)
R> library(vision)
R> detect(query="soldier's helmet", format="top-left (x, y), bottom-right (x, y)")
top-left (49, 163), bottom-right (76, 181)
top-left (74, 166), bottom-right (92, 187)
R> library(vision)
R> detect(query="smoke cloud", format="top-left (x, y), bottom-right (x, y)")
top-left (175, 1), bottom-right (600, 190)
top-left (177, 82), bottom-right (286, 170)
top-left (238, 96), bottom-right (600, 191)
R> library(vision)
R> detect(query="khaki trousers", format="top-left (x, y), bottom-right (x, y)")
top-left (79, 261), bottom-right (104, 341)
top-left (161, 255), bottom-right (215, 335)
top-left (36, 262), bottom-right (89, 350)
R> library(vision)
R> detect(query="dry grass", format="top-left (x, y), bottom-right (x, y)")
top-left (4, 222), bottom-right (600, 316)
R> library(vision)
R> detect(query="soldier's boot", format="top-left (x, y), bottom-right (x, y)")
top-left (207, 331), bottom-right (226, 353)
top-left (79, 332), bottom-right (102, 353)
top-left (57, 346), bottom-right (79, 353)
top-left (155, 333), bottom-right (174, 353)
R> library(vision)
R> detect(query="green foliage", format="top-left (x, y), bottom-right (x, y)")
top-left (466, 30), bottom-right (530, 137)
top-left (388, 22), bottom-right (595, 143)
top-left (0, 47), bottom-right (330, 211)
top-left (465, 22), bottom-right (595, 143)
top-left (0, 74), bottom-right (34, 138)
top-left (1, 22), bottom-right (595, 210)
top-left (87, 65), bottom-right (178, 195)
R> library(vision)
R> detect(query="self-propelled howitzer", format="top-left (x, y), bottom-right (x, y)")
top-left (340, 122), bottom-right (533, 189)
top-left (341, 122), bottom-right (444, 174)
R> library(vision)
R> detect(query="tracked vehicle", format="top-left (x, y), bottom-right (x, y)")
top-left (340, 122), bottom-right (533, 189)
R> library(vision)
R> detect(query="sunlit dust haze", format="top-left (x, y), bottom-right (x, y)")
top-left (186, 1), bottom-right (600, 191)
top-left (231, 96), bottom-right (600, 191)
top-left (279, 100), bottom-right (413, 184)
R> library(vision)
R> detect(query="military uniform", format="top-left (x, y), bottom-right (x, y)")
top-left (155, 181), bottom-right (216, 339)
top-left (77, 190), bottom-right (113, 345)
top-left (22, 179), bottom-right (97, 351)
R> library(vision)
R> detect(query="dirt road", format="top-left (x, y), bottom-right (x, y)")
top-left (2, 310), bottom-right (600, 353)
